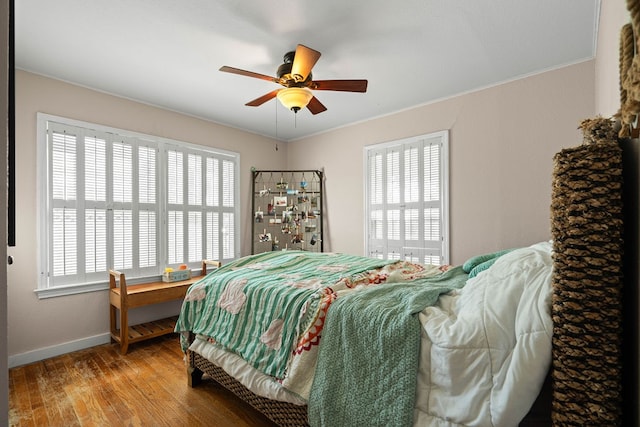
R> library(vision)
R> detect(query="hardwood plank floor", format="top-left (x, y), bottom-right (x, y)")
top-left (9, 334), bottom-right (279, 427)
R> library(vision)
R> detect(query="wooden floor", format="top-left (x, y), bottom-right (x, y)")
top-left (9, 334), bottom-right (278, 427)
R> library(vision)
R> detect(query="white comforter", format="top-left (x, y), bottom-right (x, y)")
top-left (414, 241), bottom-right (553, 426)
top-left (189, 242), bottom-right (554, 426)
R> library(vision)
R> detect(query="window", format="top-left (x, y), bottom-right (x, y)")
top-left (37, 114), bottom-right (240, 298)
top-left (365, 131), bottom-right (449, 265)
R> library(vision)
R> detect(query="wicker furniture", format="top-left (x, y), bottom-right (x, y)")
top-left (189, 350), bottom-right (309, 427)
top-left (550, 119), bottom-right (624, 424)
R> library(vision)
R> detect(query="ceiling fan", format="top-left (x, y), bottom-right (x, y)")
top-left (219, 44), bottom-right (368, 115)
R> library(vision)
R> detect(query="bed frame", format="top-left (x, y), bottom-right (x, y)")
top-left (188, 349), bottom-right (309, 427)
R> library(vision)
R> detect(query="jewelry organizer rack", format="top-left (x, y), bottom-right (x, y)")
top-left (251, 170), bottom-right (324, 254)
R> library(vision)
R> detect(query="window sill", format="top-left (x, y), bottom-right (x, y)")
top-left (35, 281), bottom-right (109, 299)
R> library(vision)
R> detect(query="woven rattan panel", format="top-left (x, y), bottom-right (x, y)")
top-left (550, 138), bottom-right (624, 426)
top-left (190, 350), bottom-right (309, 427)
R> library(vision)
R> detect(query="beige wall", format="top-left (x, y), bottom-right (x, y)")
top-left (290, 61), bottom-right (595, 264)
top-left (10, 56), bottom-right (595, 362)
top-left (9, 71), bottom-right (285, 359)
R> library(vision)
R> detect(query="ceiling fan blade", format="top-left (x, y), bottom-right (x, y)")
top-left (307, 96), bottom-right (327, 115)
top-left (313, 80), bottom-right (368, 93)
top-left (220, 66), bottom-right (278, 83)
top-left (291, 44), bottom-right (321, 81)
top-left (246, 90), bottom-right (280, 107)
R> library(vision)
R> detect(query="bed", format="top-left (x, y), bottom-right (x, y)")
top-left (177, 244), bottom-right (555, 426)
top-left (174, 114), bottom-right (626, 426)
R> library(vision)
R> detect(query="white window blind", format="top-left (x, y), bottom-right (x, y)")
top-left (365, 131), bottom-right (449, 265)
top-left (38, 115), bottom-right (240, 296)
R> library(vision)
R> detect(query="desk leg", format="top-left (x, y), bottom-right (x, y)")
top-left (120, 306), bottom-right (129, 355)
top-left (109, 304), bottom-right (117, 343)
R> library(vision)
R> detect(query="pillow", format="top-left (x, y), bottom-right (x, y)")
top-left (468, 258), bottom-right (497, 278)
top-left (462, 249), bottom-right (514, 274)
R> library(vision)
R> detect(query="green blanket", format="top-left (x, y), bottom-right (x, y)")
top-left (175, 250), bottom-right (395, 379)
top-left (308, 266), bottom-right (468, 427)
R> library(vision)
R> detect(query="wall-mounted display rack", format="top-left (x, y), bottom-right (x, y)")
top-left (251, 169), bottom-right (323, 254)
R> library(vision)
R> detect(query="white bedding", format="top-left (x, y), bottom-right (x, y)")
top-left (189, 336), bottom-right (307, 405)
top-left (414, 241), bottom-right (553, 426)
top-left (189, 242), bottom-right (553, 426)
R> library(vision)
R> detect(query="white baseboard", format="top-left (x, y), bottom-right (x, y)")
top-left (8, 332), bottom-right (111, 368)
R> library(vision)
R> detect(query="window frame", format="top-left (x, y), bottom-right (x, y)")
top-left (364, 130), bottom-right (449, 265)
top-left (36, 113), bottom-right (241, 299)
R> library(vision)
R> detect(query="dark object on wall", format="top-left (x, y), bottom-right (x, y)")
top-left (8, 0), bottom-right (14, 247)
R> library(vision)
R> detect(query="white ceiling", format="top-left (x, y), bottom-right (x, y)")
top-left (15, 0), bottom-right (600, 142)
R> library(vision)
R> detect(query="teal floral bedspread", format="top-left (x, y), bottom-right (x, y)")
top-left (175, 250), bottom-right (398, 379)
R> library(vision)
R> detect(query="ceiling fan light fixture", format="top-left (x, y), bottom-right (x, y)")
top-left (220, 44), bottom-right (365, 115)
top-left (277, 87), bottom-right (313, 113)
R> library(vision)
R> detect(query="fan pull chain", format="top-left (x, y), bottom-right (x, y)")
top-left (275, 97), bottom-right (279, 142)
